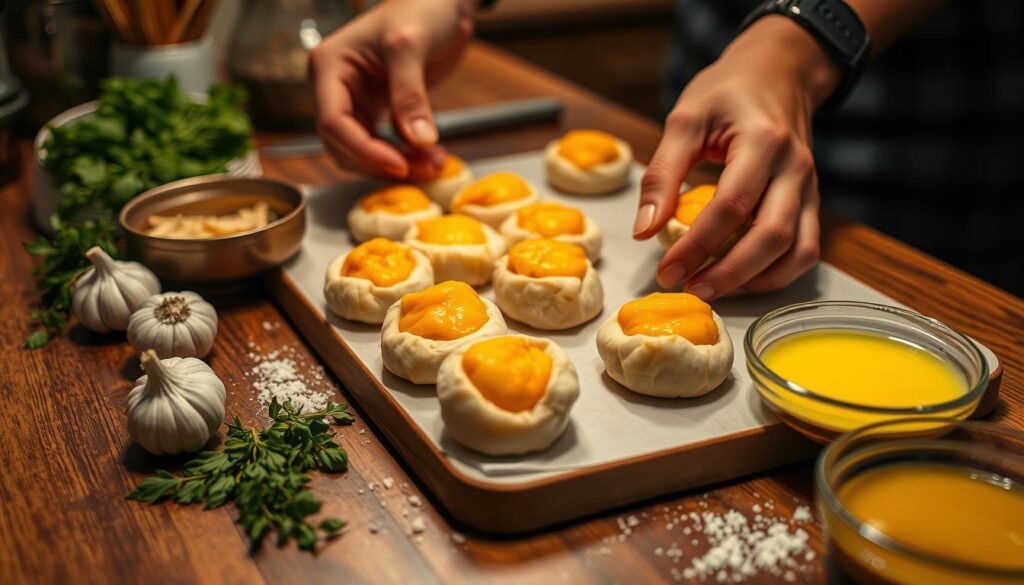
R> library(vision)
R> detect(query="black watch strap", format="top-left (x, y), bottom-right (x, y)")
top-left (740, 0), bottom-right (871, 110)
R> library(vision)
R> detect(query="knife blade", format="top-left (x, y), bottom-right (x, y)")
top-left (262, 97), bottom-right (564, 158)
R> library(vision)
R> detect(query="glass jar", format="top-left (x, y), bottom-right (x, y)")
top-left (226, 0), bottom-right (357, 129)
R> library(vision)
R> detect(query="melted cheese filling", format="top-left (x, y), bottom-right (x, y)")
top-left (507, 239), bottom-right (588, 279)
top-left (462, 336), bottom-right (552, 412)
top-left (437, 155), bottom-right (465, 179)
top-left (341, 237), bottom-right (416, 287)
top-left (452, 172), bottom-right (530, 210)
top-left (675, 185), bottom-right (716, 226)
top-left (415, 214), bottom-right (486, 245)
top-left (361, 185), bottom-right (432, 215)
top-left (618, 292), bottom-right (718, 344)
top-left (557, 130), bottom-right (620, 169)
top-left (516, 201), bottom-right (586, 237)
top-left (398, 280), bottom-right (488, 341)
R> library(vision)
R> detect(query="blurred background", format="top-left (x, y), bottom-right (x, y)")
top-left (3, 0), bottom-right (1019, 295)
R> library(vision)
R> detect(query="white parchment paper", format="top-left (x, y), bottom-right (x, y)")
top-left (283, 152), bottom-right (998, 485)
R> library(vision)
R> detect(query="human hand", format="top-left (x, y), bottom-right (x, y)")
top-left (309, 0), bottom-right (476, 180)
top-left (633, 16), bottom-right (841, 300)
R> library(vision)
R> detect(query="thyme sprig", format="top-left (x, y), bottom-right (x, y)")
top-left (128, 399), bottom-right (355, 552)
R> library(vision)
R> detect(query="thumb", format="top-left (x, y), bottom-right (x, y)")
top-left (386, 38), bottom-right (437, 149)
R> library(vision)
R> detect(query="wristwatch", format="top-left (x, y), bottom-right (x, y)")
top-left (739, 0), bottom-right (871, 110)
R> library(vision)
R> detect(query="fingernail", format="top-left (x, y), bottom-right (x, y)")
top-left (633, 204), bottom-right (656, 238)
top-left (688, 282), bottom-right (716, 301)
top-left (409, 118), bottom-right (437, 146)
top-left (657, 263), bottom-right (687, 289)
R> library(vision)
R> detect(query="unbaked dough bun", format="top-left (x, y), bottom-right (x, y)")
top-left (596, 292), bottom-right (733, 397)
top-left (404, 214), bottom-right (507, 286)
top-left (492, 239), bottom-right (603, 330)
top-left (436, 335), bottom-right (579, 455)
top-left (380, 281), bottom-right (507, 384)
top-left (499, 201), bottom-right (603, 262)
top-left (450, 171), bottom-right (539, 229)
top-left (347, 184), bottom-right (442, 242)
top-left (545, 129), bottom-right (632, 195)
top-left (657, 184), bottom-right (744, 260)
top-left (416, 154), bottom-right (474, 211)
top-left (324, 238), bottom-right (434, 324)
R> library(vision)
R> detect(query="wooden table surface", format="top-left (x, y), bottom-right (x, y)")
top-left (2, 43), bottom-right (1022, 585)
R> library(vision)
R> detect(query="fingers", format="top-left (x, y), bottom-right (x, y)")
top-left (634, 108), bottom-right (705, 240)
top-left (383, 29), bottom-right (438, 149)
top-left (684, 161), bottom-right (808, 300)
top-left (656, 124), bottom-right (789, 289)
top-left (742, 181), bottom-right (821, 294)
top-left (311, 51), bottom-right (409, 177)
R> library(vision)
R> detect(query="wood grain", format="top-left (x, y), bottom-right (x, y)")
top-left (1, 43), bottom-right (1021, 584)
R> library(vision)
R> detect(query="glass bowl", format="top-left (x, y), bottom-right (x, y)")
top-left (816, 418), bottom-right (1024, 584)
top-left (744, 301), bottom-right (988, 442)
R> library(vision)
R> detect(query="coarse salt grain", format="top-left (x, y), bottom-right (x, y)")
top-left (382, 477), bottom-right (395, 489)
top-left (410, 517), bottom-right (426, 534)
top-left (250, 351), bottom-right (332, 413)
top-left (792, 505), bottom-right (813, 523)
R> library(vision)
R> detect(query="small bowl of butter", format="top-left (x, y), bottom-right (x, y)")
top-left (744, 301), bottom-right (989, 442)
top-left (119, 175), bottom-right (306, 284)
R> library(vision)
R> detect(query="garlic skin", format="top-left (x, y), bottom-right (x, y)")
top-left (72, 246), bottom-right (161, 332)
top-left (128, 291), bottom-right (218, 358)
top-left (127, 349), bottom-right (226, 455)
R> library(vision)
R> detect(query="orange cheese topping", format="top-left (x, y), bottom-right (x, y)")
top-left (507, 239), bottom-right (588, 279)
top-left (452, 172), bottom-right (531, 210)
top-left (361, 185), bottom-right (432, 215)
top-left (341, 238), bottom-right (416, 287)
top-left (557, 129), bottom-right (620, 169)
top-left (674, 185), bottom-right (716, 226)
top-left (516, 201), bottom-right (586, 237)
top-left (398, 281), bottom-right (488, 341)
top-left (462, 336), bottom-right (552, 412)
top-left (414, 214), bottom-right (486, 245)
top-left (618, 292), bottom-right (718, 344)
top-left (437, 155), bottom-right (465, 179)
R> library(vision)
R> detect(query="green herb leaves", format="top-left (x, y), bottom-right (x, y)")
top-left (127, 399), bottom-right (355, 552)
top-left (23, 217), bottom-right (118, 348)
top-left (42, 77), bottom-right (252, 219)
top-left (25, 76), bottom-right (253, 347)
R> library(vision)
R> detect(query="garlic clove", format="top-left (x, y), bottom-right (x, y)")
top-left (73, 247), bottom-right (161, 333)
top-left (128, 350), bottom-right (225, 455)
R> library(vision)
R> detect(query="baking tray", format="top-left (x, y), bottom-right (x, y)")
top-left (267, 151), bottom-right (1002, 533)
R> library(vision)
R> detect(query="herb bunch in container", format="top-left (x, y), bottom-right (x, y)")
top-left (24, 76), bottom-right (255, 348)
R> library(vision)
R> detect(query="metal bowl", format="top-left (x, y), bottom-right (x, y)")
top-left (119, 175), bottom-right (306, 285)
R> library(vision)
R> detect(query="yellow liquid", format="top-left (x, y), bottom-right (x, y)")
top-left (762, 329), bottom-right (968, 409)
top-left (836, 463), bottom-right (1024, 574)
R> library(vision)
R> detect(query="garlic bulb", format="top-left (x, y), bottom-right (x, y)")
top-left (72, 246), bottom-right (161, 332)
top-left (127, 349), bottom-right (226, 455)
top-left (128, 291), bottom-right (218, 358)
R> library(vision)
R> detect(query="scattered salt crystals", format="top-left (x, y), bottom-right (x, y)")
top-left (408, 495), bottom-right (422, 507)
top-left (792, 506), bottom-right (813, 523)
top-left (627, 515), bottom-right (640, 527)
top-left (410, 517), bottom-right (426, 534)
top-left (451, 531), bottom-right (466, 544)
top-left (655, 547), bottom-right (665, 557)
top-left (357, 489), bottom-right (365, 495)
top-left (249, 350), bottom-right (332, 413)
top-left (357, 429), bottom-right (366, 435)
top-left (382, 477), bottom-right (395, 490)
top-left (368, 523), bottom-right (381, 534)
top-left (751, 504), bottom-right (762, 514)
top-left (261, 320), bottom-right (275, 332)
top-left (368, 482), bottom-right (377, 492)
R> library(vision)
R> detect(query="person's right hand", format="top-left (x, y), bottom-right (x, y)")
top-left (309, 0), bottom-right (476, 180)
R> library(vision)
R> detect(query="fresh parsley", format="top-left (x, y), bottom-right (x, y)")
top-left (24, 76), bottom-right (253, 347)
top-left (128, 399), bottom-right (356, 553)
